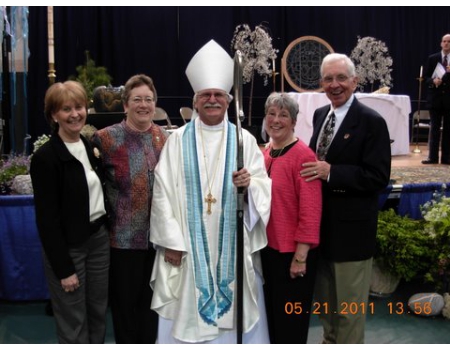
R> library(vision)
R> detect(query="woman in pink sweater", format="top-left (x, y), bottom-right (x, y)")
top-left (261, 92), bottom-right (322, 344)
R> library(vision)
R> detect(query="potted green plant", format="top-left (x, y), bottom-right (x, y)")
top-left (70, 51), bottom-right (112, 106)
top-left (371, 209), bottom-right (433, 296)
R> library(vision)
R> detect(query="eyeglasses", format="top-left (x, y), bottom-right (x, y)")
top-left (322, 75), bottom-right (352, 84)
top-left (130, 96), bottom-right (155, 104)
top-left (196, 92), bottom-right (230, 101)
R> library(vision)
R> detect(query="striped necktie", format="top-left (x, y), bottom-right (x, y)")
top-left (317, 112), bottom-right (336, 160)
top-left (443, 55), bottom-right (448, 68)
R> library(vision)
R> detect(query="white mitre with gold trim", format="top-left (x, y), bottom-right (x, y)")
top-left (185, 40), bottom-right (233, 93)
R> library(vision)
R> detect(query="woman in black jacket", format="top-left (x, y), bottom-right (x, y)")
top-left (30, 81), bottom-right (109, 343)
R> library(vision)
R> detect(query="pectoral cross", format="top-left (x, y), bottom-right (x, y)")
top-left (205, 192), bottom-right (216, 215)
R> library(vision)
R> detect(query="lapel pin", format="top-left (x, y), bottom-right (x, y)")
top-left (344, 133), bottom-right (350, 139)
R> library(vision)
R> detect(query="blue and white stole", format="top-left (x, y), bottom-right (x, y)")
top-left (182, 119), bottom-right (237, 326)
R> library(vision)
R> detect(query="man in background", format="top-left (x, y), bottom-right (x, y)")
top-left (422, 33), bottom-right (450, 165)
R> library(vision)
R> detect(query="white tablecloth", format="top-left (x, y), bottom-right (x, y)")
top-left (288, 92), bottom-right (411, 155)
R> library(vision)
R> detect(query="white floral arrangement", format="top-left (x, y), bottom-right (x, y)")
top-left (350, 36), bottom-right (393, 92)
top-left (420, 184), bottom-right (450, 293)
top-left (33, 134), bottom-right (50, 154)
top-left (421, 184), bottom-right (450, 239)
top-left (231, 23), bottom-right (278, 86)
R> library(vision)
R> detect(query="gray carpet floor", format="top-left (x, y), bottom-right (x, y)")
top-left (1, 279), bottom-right (449, 344)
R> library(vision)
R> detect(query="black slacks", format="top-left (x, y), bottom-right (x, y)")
top-left (428, 106), bottom-right (450, 163)
top-left (261, 246), bottom-right (318, 344)
top-left (109, 247), bottom-right (158, 344)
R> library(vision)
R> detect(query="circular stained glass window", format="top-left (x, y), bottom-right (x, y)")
top-left (282, 36), bottom-right (334, 92)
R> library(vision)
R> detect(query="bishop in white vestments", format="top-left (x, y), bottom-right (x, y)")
top-left (149, 40), bottom-right (272, 343)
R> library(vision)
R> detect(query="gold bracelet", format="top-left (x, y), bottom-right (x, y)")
top-left (295, 258), bottom-right (306, 264)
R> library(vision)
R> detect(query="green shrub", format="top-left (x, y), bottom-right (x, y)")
top-left (376, 209), bottom-right (433, 281)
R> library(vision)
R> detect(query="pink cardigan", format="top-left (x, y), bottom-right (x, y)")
top-left (263, 140), bottom-right (322, 252)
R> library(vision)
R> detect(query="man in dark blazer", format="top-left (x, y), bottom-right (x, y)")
top-left (300, 53), bottom-right (391, 343)
top-left (422, 33), bottom-right (450, 165)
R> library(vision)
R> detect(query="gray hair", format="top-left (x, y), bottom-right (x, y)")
top-left (320, 53), bottom-right (356, 78)
top-left (264, 92), bottom-right (299, 122)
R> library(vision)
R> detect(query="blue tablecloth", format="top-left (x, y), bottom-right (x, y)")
top-left (0, 195), bottom-right (49, 300)
top-left (1, 182), bottom-right (448, 301)
top-left (379, 182), bottom-right (450, 219)
top-left (397, 182), bottom-right (450, 219)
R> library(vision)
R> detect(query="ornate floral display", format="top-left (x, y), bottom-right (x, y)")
top-left (350, 36), bottom-right (393, 92)
top-left (231, 23), bottom-right (278, 122)
top-left (231, 24), bottom-right (278, 85)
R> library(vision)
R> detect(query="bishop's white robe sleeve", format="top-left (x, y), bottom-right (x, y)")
top-left (150, 130), bottom-right (188, 311)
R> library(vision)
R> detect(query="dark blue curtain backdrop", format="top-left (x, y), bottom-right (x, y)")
top-left (27, 6), bottom-right (450, 139)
